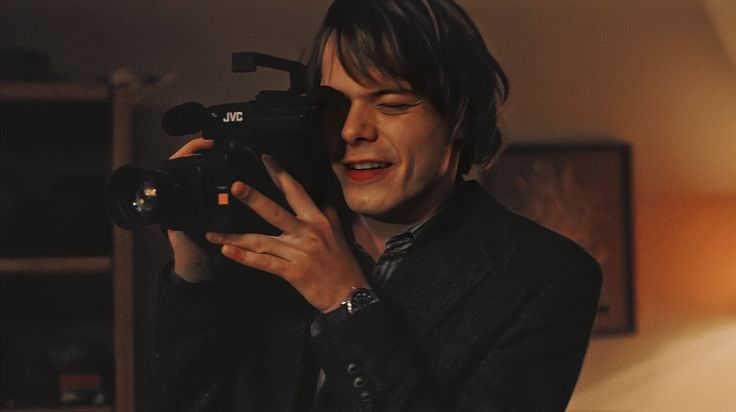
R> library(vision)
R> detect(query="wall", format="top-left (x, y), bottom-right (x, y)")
top-left (2, 1), bottom-right (735, 410)
top-left (570, 195), bottom-right (736, 410)
top-left (466, 1), bottom-right (736, 410)
top-left (465, 2), bottom-right (736, 410)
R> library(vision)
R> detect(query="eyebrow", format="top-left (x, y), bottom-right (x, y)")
top-left (369, 87), bottom-right (419, 98)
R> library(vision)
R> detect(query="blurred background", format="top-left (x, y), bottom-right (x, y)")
top-left (1, 0), bottom-right (735, 410)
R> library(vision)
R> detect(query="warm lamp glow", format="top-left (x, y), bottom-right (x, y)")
top-left (570, 194), bottom-right (736, 411)
top-left (636, 195), bottom-right (736, 312)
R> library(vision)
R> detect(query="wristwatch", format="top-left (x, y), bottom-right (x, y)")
top-left (342, 287), bottom-right (380, 315)
top-left (325, 287), bottom-right (380, 322)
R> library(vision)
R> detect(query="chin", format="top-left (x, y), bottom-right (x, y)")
top-left (343, 191), bottom-right (395, 217)
top-left (345, 198), bottom-right (387, 216)
top-left (347, 196), bottom-right (423, 224)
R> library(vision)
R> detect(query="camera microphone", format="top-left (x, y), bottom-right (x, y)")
top-left (161, 102), bottom-right (208, 136)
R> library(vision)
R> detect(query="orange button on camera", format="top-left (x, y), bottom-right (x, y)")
top-left (217, 193), bottom-right (229, 205)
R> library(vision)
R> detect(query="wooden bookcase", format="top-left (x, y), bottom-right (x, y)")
top-left (0, 77), bottom-right (139, 411)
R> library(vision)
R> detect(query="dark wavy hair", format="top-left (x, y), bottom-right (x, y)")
top-left (306, 0), bottom-right (509, 174)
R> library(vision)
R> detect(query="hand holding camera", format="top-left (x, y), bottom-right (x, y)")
top-left (106, 52), bottom-right (359, 299)
top-left (205, 155), bottom-right (368, 312)
top-left (167, 137), bottom-right (214, 283)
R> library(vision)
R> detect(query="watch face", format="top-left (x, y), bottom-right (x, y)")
top-left (348, 288), bottom-right (379, 314)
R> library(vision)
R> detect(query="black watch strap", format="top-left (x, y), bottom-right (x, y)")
top-left (343, 287), bottom-right (380, 314)
top-left (324, 287), bottom-right (379, 323)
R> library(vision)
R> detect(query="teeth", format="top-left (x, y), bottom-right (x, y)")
top-left (348, 162), bottom-right (389, 170)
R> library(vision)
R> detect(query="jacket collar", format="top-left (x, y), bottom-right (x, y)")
top-left (379, 180), bottom-right (517, 339)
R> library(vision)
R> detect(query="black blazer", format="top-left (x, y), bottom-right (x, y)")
top-left (153, 180), bottom-right (602, 411)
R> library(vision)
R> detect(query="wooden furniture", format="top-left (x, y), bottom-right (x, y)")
top-left (0, 72), bottom-right (153, 411)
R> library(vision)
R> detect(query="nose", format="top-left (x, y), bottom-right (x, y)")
top-left (341, 102), bottom-right (377, 144)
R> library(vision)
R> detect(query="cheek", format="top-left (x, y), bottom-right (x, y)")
top-left (412, 126), bottom-right (454, 176)
top-left (419, 145), bottom-right (453, 180)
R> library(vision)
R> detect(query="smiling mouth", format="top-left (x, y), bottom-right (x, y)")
top-left (344, 162), bottom-right (392, 182)
top-left (346, 162), bottom-right (391, 170)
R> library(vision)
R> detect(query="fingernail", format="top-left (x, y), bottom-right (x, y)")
top-left (205, 232), bottom-right (219, 242)
top-left (262, 154), bottom-right (282, 172)
top-left (221, 244), bottom-right (239, 257)
top-left (231, 181), bottom-right (249, 196)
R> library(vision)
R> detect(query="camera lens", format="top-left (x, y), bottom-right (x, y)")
top-left (132, 180), bottom-right (158, 216)
top-left (106, 165), bottom-right (166, 230)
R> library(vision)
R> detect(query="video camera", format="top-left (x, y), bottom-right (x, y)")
top-left (106, 52), bottom-right (344, 235)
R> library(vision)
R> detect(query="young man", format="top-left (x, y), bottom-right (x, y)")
top-left (154, 0), bottom-right (602, 410)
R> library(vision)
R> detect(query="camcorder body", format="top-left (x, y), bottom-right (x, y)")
top-left (106, 52), bottom-right (344, 236)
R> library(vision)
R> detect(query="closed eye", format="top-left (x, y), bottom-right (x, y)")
top-left (376, 100), bottom-right (422, 114)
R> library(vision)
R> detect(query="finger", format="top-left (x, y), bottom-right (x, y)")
top-left (220, 244), bottom-right (289, 277)
top-left (322, 205), bottom-right (343, 233)
top-left (231, 181), bottom-right (302, 233)
top-left (169, 137), bottom-right (215, 159)
top-left (206, 232), bottom-right (297, 261)
top-left (261, 154), bottom-right (322, 220)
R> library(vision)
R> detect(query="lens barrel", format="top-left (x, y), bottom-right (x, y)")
top-left (106, 165), bottom-right (166, 230)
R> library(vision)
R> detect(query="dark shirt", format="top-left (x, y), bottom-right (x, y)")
top-left (354, 223), bottom-right (425, 291)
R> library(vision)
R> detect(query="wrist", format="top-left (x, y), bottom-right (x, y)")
top-left (322, 287), bottom-right (380, 320)
top-left (173, 257), bottom-right (212, 283)
top-left (322, 300), bottom-right (343, 314)
top-left (169, 230), bottom-right (211, 283)
top-left (320, 278), bottom-right (371, 314)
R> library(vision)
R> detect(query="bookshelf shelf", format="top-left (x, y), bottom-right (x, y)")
top-left (0, 79), bottom-right (136, 410)
top-left (0, 406), bottom-right (111, 412)
top-left (0, 257), bottom-right (112, 274)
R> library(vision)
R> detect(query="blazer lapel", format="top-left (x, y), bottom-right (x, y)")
top-left (381, 181), bottom-right (517, 339)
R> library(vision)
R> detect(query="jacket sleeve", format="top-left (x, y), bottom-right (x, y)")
top-left (152, 263), bottom-right (253, 412)
top-left (310, 254), bottom-right (602, 412)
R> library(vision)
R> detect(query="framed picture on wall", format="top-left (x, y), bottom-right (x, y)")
top-left (482, 142), bottom-right (635, 334)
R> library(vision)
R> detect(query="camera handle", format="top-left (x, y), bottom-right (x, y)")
top-left (232, 52), bottom-right (308, 95)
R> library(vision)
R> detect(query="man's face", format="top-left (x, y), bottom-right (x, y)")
top-left (320, 40), bottom-right (460, 224)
